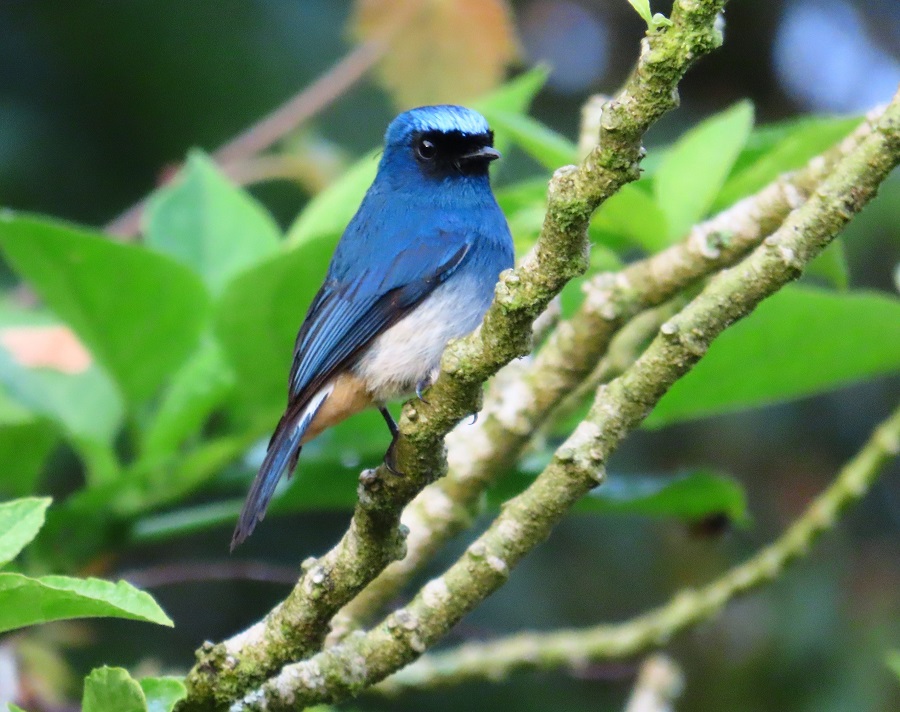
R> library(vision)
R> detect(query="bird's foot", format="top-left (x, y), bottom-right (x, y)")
top-left (415, 377), bottom-right (432, 405)
top-left (383, 435), bottom-right (404, 476)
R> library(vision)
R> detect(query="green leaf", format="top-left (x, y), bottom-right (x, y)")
top-left (475, 65), bottom-right (549, 115)
top-left (589, 183), bottom-right (670, 252)
top-left (0, 396), bottom-right (56, 498)
top-left (83, 667), bottom-right (147, 712)
top-left (646, 286), bottom-right (900, 428)
top-left (488, 469), bottom-right (747, 522)
top-left (627, 0), bottom-right (672, 30)
top-left (654, 102), bottom-right (755, 240)
top-left (285, 153), bottom-right (379, 247)
top-left (0, 497), bottom-right (51, 567)
top-left (575, 471), bottom-right (747, 522)
top-left (140, 676), bottom-right (187, 712)
top-left (0, 573), bottom-right (173, 633)
top-left (144, 152), bottom-right (281, 293)
top-left (0, 214), bottom-right (211, 404)
top-left (715, 115), bottom-right (861, 211)
top-left (0, 305), bottom-right (123, 448)
top-left (215, 241), bottom-right (335, 421)
top-left (141, 337), bottom-right (235, 458)
top-left (478, 109), bottom-right (576, 171)
top-left (887, 650), bottom-right (900, 683)
top-left (804, 240), bottom-right (849, 290)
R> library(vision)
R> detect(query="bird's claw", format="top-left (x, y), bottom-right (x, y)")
top-left (470, 411), bottom-right (479, 425)
top-left (383, 435), bottom-right (404, 476)
top-left (415, 378), bottom-right (431, 405)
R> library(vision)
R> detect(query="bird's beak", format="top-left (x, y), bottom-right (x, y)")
top-left (459, 146), bottom-right (501, 163)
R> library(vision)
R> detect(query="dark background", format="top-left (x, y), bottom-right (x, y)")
top-left (1, 2), bottom-right (898, 711)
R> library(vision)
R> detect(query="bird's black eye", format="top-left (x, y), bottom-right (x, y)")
top-left (416, 139), bottom-right (437, 160)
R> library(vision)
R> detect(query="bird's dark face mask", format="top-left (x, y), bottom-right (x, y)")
top-left (411, 129), bottom-right (500, 179)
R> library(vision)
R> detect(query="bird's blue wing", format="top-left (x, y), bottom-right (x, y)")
top-left (287, 224), bottom-right (472, 404)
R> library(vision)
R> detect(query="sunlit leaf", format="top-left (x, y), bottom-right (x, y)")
top-left (715, 115), bottom-right (861, 211)
top-left (646, 286), bottom-right (900, 427)
top-left (0, 214), bottom-right (210, 404)
top-left (0, 497), bottom-right (51, 567)
top-left (144, 151), bottom-right (281, 294)
top-left (590, 183), bottom-right (669, 252)
top-left (83, 667), bottom-right (147, 712)
top-left (655, 101), bottom-right (754, 240)
top-left (0, 573), bottom-right (173, 633)
top-left (140, 676), bottom-right (187, 712)
top-left (353, 0), bottom-right (519, 108)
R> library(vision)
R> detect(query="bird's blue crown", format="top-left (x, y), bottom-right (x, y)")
top-left (384, 105), bottom-right (491, 146)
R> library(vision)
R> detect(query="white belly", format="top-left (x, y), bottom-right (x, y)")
top-left (352, 278), bottom-right (485, 403)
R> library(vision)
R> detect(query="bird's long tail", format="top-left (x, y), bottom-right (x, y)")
top-left (230, 386), bottom-right (332, 550)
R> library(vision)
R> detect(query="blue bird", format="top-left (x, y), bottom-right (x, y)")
top-left (231, 105), bottom-right (514, 549)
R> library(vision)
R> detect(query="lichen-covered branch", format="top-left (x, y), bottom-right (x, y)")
top-left (375, 405), bottom-right (900, 694)
top-left (179, 4), bottom-right (728, 708)
top-left (330, 103), bottom-right (885, 634)
top-left (237, 82), bottom-right (900, 712)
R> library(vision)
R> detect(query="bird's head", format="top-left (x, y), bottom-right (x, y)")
top-left (380, 105), bottom-right (500, 183)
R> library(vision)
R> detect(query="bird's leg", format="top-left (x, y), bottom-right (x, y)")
top-left (379, 406), bottom-right (403, 475)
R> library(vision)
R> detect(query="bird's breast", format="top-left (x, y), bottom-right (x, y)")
top-left (353, 275), bottom-right (490, 403)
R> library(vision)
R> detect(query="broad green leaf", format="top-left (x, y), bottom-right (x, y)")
top-left (590, 183), bottom-right (669, 252)
top-left (0, 214), bottom-right (211, 403)
top-left (0, 397), bottom-right (56, 498)
top-left (479, 109), bottom-right (576, 171)
top-left (9, 705), bottom-right (28, 711)
top-left (0, 497), bottom-right (50, 567)
top-left (804, 240), bottom-right (849, 290)
top-left (0, 573), bottom-right (172, 633)
top-left (285, 68), bottom-right (548, 247)
top-left (0, 345), bottom-right (122, 449)
top-left (144, 151), bottom-right (281, 294)
top-left (140, 676), bottom-right (187, 712)
top-left (655, 102), bottom-right (755, 240)
top-left (215, 241), bottom-right (335, 420)
top-left (646, 286), bottom-right (900, 428)
top-left (141, 337), bottom-right (235, 458)
top-left (715, 115), bottom-right (861, 211)
top-left (83, 667), bottom-right (146, 712)
top-left (0, 306), bottom-right (123, 447)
